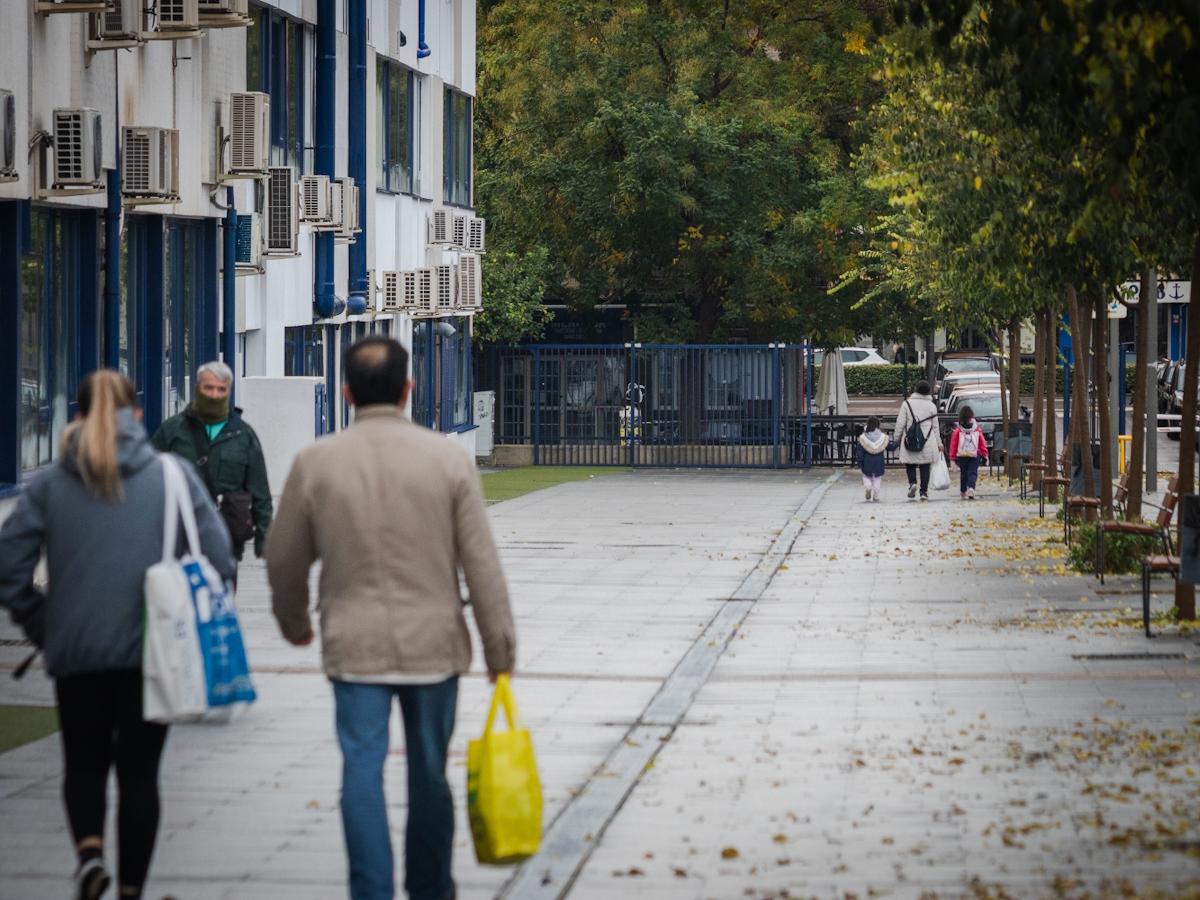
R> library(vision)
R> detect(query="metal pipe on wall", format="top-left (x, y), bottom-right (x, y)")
top-left (418, 0), bottom-right (430, 58)
top-left (314, 0), bottom-right (341, 318)
top-left (104, 169), bottom-right (121, 369)
top-left (346, 0), bottom-right (368, 315)
top-left (223, 186), bottom-right (237, 400)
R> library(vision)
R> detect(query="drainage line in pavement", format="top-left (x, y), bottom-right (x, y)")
top-left (500, 472), bottom-right (841, 900)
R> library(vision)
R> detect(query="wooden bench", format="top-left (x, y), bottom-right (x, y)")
top-left (1096, 477), bottom-right (1179, 586)
top-left (1141, 554), bottom-right (1180, 638)
top-left (1065, 471), bottom-right (1130, 545)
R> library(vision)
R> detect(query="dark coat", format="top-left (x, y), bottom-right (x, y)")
top-left (857, 431), bottom-right (894, 477)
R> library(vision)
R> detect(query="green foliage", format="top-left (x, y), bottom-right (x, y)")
top-left (477, 0), bottom-right (890, 343)
top-left (842, 364), bottom-right (1133, 396)
top-left (474, 247), bottom-right (554, 346)
top-left (1067, 523), bottom-right (1161, 576)
top-left (480, 466), bottom-right (624, 504)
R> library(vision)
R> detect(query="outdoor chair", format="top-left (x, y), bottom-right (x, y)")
top-left (1140, 553), bottom-right (1179, 638)
top-left (1065, 471), bottom-right (1130, 545)
top-left (1026, 449), bottom-right (1069, 519)
top-left (1096, 477), bottom-right (1179, 586)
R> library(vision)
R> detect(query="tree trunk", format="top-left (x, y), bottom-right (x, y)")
top-left (996, 329), bottom-right (1010, 477)
top-left (1127, 269), bottom-right (1151, 520)
top-left (1174, 232), bottom-right (1200, 620)
top-left (1044, 309), bottom-right (1060, 502)
top-left (1030, 310), bottom-right (1047, 491)
top-left (1093, 290), bottom-right (1113, 518)
top-left (1068, 285), bottom-right (1095, 499)
top-left (925, 329), bottom-right (937, 385)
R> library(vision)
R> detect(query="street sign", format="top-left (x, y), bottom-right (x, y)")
top-left (1107, 298), bottom-right (1127, 319)
top-left (1119, 278), bottom-right (1191, 304)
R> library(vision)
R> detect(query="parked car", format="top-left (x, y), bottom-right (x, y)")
top-left (1158, 361), bottom-right (1180, 414)
top-left (812, 347), bottom-right (889, 367)
top-left (934, 351), bottom-right (998, 388)
top-left (1166, 363), bottom-right (1189, 440)
top-left (936, 371), bottom-right (1001, 411)
top-left (942, 390), bottom-right (1005, 451)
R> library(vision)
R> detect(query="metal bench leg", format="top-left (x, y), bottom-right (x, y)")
top-left (1097, 526), bottom-right (1105, 585)
top-left (1142, 561), bottom-right (1153, 638)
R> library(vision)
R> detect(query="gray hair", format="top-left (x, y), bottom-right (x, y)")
top-left (196, 361), bottom-right (234, 386)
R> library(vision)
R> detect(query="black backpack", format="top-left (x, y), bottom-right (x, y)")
top-left (902, 400), bottom-right (934, 452)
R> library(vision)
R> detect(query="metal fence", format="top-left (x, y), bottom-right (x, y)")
top-left (477, 343), bottom-right (815, 467)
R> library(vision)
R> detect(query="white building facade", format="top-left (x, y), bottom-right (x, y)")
top-left (0, 0), bottom-right (482, 493)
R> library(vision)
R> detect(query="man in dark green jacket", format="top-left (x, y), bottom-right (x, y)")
top-left (152, 361), bottom-right (273, 563)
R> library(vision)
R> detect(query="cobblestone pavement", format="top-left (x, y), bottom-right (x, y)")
top-left (1, 467), bottom-right (1198, 899)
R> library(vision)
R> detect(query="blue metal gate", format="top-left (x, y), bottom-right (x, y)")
top-left (481, 343), bottom-right (815, 468)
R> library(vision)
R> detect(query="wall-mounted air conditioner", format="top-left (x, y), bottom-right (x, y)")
top-left (411, 269), bottom-right (435, 316)
top-left (121, 126), bottom-right (180, 202)
top-left (35, 0), bottom-right (109, 15)
top-left (197, 0), bottom-right (250, 27)
top-left (53, 108), bottom-right (104, 189)
top-left (457, 254), bottom-right (482, 313)
top-left (433, 263), bottom-right (456, 314)
top-left (235, 212), bottom-right (262, 271)
top-left (381, 272), bottom-right (405, 312)
top-left (89, 0), bottom-right (142, 48)
top-left (144, 0), bottom-right (200, 36)
top-left (428, 208), bottom-right (451, 244)
top-left (264, 166), bottom-right (299, 256)
top-left (299, 174), bottom-right (332, 223)
top-left (451, 213), bottom-right (469, 249)
top-left (467, 216), bottom-right (486, 253)
top-left (337, 178), bottom-right (359, 241)
top-left (228, 91), bottom-right (269, 175)
top-left (0, 90), bottom-right (16, 182)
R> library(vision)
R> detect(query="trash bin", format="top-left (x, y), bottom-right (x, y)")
top-left (1069, 441), bottom-right (1102, 496)
top-left (1180, 494), bottom-right (1200, 584)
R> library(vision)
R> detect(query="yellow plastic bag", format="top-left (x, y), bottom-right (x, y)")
top-left (467, 675), bottom-right (543, 864)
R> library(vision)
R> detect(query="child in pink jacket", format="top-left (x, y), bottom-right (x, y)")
top-left (949, 406), bottom-right (989, 499)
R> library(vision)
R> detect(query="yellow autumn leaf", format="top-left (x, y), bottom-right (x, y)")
top-left (974, 175), bottom-right (983, 190)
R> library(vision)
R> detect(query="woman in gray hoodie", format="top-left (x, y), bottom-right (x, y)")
top-left (0, 370), bottom-right (234, 900)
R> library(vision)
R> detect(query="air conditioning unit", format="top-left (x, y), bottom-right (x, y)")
top-left (451, 213), bottom-right (469, 249)
top-left (457, 254), bottom-right (482, 313)
top-left (35, 0), bottom-right (108, 14)
top-left (0, 90), bottom-right (15, 182)
top-left (381, 272), bottom-right (405, 312)
top-left (89, 0), bottom-right (142, 47)
top-left (428, 208), bottom-right (451, 244)
top-left (299, 174), bottom-right (332, 223)
top-left (411, 269), bottom-right (435, 316)
top-left (235, 212), bottom-right (262, 270)
top-left (197, 0), bottom-right (250, 26)
top-left (147, 0), bottom-right (200, 34)
top-left (228, 92), bottom-right (270, 175)
top-left (433, 263), bottom-right (456, 314)
top-left (264, 166), bottom-right (299, 256)
top-left (53, 108), bottom-right (104, 189)
top-left (467, 216), bottom-right (486, 253)
top-left (121, 126), bottom-right (180, 201)
top-left (337, 179), bottom-right (360, 241)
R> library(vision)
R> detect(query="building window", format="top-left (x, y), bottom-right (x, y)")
top-left (20, 209), bottom-right (98, 471)
top-left (163, 220), bottom-right (218, 420)
top-left (444, 89), bottom-right (472, 207)
top-left (284, 324), bottom-right (325, 376)
top-left (247, 4), bottom-right (314, 172)
top-left (412, 318), bottom-right (472, 431)
top-left (377, 60), bottom-right (421, 195)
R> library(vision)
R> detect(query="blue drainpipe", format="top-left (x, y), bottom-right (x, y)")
top-left (346, 0), bottom-right (368, 315)
top-left (417, 0), bottom-right (430, 58)
top-left (222, 187), bottom-right (237, 400)
top-left (314, 0), bottom-right (341, 318)
top-left (104, 169), bottom-right (121, 368)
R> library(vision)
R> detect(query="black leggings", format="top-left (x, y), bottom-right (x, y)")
top-left (56, 670), bottom-right (168, 892)
top-left (906, 463), bottom-right (932, 494)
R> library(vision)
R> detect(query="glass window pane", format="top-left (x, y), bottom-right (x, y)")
top-left (287, 21), bottom-right (300, 169)
top-left (246, 6), bottom-right (262, 91)
top-left (20, 212), bottom-right (46, 470)
top-left (388, 66), bottom-right (402, 190)
top-left (376, 59), bottom-right (388, 187)
top-left (397, 70), bottom-right (410, 192)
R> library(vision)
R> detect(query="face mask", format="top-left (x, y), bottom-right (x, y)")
top-left (193, 393), bottom-right (230, 424)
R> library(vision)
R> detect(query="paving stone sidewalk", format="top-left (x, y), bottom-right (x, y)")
top-left (1, 468), bottom-right (1198, 899)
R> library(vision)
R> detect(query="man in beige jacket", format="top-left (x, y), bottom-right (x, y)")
top-left (266, 337), bottom-right (515, 900)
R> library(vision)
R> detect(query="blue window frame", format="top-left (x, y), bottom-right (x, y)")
top-left (443, 89), bottom-right (472, 207)
top-left (377, 59), bottom-right (418, 194)
top-left (284, 324), bottom-right (326, 376)
top-left (247, 3), bottom-right (314, 172)
top-left (17, 207), bottom-right (100, 472)
top-left (411, 317), bottom-right (472, 431)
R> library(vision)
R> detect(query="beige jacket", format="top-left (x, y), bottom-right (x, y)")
top-left (265, 406), bottom-right (515, 678)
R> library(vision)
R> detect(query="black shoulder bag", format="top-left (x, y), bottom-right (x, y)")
top-left (186, 418), bottom-right (256, 546)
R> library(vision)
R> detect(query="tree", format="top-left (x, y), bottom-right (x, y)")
top-left (473, 246), bottom-right (553, 345)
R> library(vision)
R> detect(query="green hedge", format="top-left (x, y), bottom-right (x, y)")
top-left (843, 364), bottom-right (1138, 396)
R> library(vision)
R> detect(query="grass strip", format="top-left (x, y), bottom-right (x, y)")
top-left (0, 704), bottom-right (59, 754)
top-left (481, 466), bottom-right (626, 504)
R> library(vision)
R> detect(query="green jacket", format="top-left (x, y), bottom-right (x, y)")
top-left (152, 406), bottom-right (273, 557)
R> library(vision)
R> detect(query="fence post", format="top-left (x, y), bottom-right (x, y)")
top-left (625, 343), bottom-right (634, 467)
top-left (805, 342), bottom-right (814, 467)
top-left (532, 346), bottom-right (541, 466)
top-left (771, 343), bottom-right (782, 468)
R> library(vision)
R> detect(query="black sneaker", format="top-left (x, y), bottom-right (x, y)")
top-left (74, 858), bottom-right (111, 900)
top-left (907, 484), bottom-right (918, 499)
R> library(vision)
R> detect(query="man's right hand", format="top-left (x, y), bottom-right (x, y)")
top-left (288, 630), bottom-right (315, 647)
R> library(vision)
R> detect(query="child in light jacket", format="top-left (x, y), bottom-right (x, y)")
top-left (856, 416), bottom-right (894, 502)
top-left (949, 405), bottom-right (989, 499)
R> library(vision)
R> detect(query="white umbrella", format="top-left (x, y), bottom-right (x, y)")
top-left (816, 347), bottom-right (849, 415)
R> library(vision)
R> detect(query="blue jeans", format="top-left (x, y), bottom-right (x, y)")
top-left (957, 456), bottom-right (980, 492)
top-left (332, 678), bottom-right (459, 900)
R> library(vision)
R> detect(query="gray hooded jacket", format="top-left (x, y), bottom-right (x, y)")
top-left (0, 409), bottom-right (236, 677)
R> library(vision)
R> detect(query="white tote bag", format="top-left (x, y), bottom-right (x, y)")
top-left (930, 455), bottom-right (951, 492)
top-left (143, 455), bottom-right (256, 724)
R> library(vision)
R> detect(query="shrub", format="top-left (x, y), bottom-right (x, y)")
top-left (843, 364), bottom-right (1137, 396)
top-left (1067, 521), bottom-right (1161, 575)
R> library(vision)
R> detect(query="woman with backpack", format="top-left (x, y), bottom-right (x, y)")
top-left (949, 405), bottom-right (989, 500)
top-left (0, 370), bottom-right (235, 900)
top-left (893, 380), bottom-right (944, 501)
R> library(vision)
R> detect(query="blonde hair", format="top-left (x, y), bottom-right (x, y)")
top-left (60, 370), bottom-right (138, 500)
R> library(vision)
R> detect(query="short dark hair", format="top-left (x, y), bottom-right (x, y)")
top-left (959, 405), bottom-right (975, 427)
top-left (867, 416), bottom-right (880, 431)
top-left (915, 379), bottom-right (931, 395)
top-left (344, 337), bottom-right (410, 406)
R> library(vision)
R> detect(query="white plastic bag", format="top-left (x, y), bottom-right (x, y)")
top-left (143, 455), bottom-right (256, 724)
top-left (930, 455), bottom-right (951, 491)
